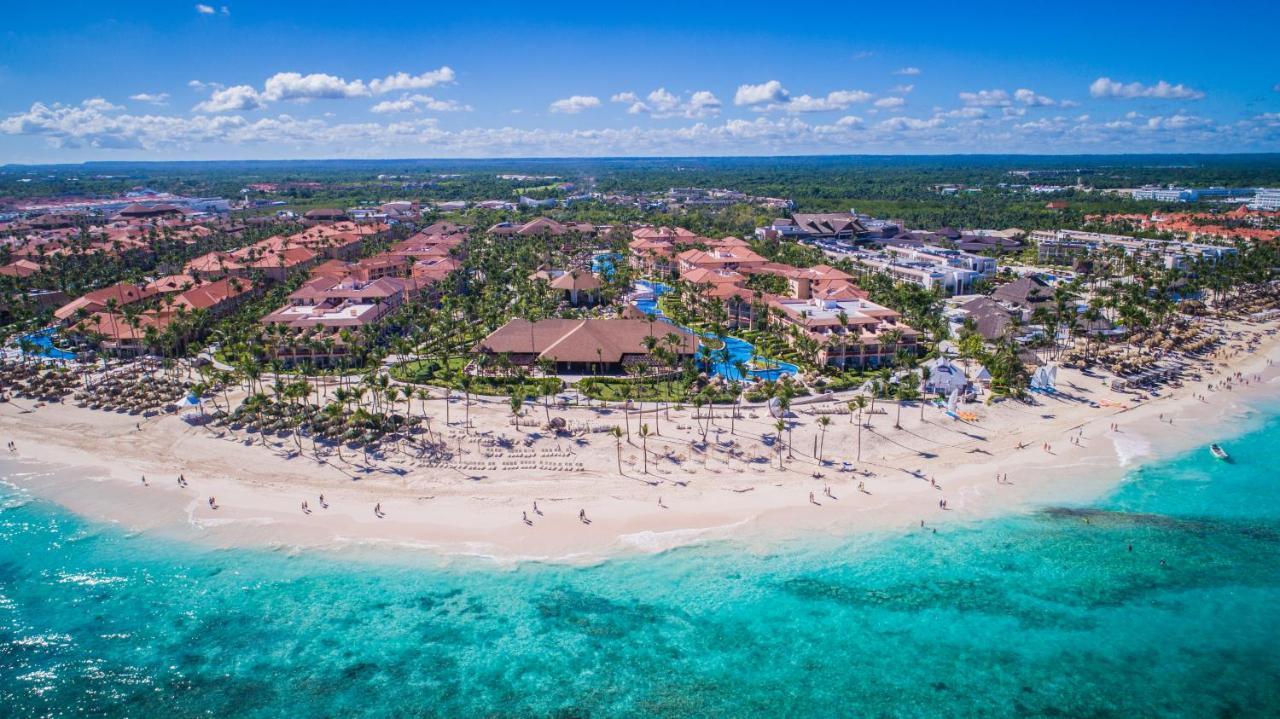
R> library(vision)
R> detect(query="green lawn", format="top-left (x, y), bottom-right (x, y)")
top-left (391, 357), bottom-right (562, 397)
top-left (577, 376), bottom-right (738, 404)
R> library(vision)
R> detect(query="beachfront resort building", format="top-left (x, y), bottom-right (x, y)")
top-left (622, 225), bottom-right (918, 368)
top-left (475, 318), bottom-right (699, 374)
top-left (65, 277), bottom-right (257, 356)
top-left (768, 296), bottom-right (919, 369)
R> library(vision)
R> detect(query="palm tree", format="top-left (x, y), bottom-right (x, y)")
top-left (536, 357), bottom-right (556, 424)
top-left (692, 396), bottom-right (706, 442)
top-left (848, 395), bottom-right (868, 462)
top-left (774, 419), bottom-right (787, 469)
top-left (638, 424), bottom-right (650, 474)
top-left (816, 415), bottom-right (831, 463)
top-left (509, 387), bottom-right (524, 428)
top-left (609, 425), bottom-right (624, 474)
top-left (894, 381), bottom-right (907, 430)
top-left (919, 365), bottom-right (931, 421)
top-left (459, 373), bottom-right (473, 433)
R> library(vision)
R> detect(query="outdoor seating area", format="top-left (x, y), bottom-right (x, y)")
top-left (73, 369), bottom-right (189, 414)
top-left (0, 361), bottom-right (78, 401)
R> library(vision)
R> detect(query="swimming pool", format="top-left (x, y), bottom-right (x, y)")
top-left (629, 281), bottom-right (798, 382)
top-left (18, 328), bottom-right (77, 361)
top-left (591, 252), bottom-right (621, 279)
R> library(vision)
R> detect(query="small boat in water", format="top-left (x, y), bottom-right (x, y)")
top-left (1210, 444), bottom-right (1230, 461)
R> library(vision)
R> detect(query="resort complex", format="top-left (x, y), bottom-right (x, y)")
top-left (3, 0), bottom-right (1280, 710)
top-left (5, 175), bottom-right (1277, 472)
top-left (4, 163), bottom-right (1279, 618)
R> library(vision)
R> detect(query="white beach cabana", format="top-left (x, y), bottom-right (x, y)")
top-left (923, 357), bottom-right (969, 395)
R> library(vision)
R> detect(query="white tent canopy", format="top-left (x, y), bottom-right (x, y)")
top-left (923, 357), bottom-right (968, 394)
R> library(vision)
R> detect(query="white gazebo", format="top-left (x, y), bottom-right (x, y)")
top-left (923, 357), bottom-right (968, 395)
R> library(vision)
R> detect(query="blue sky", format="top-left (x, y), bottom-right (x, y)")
top-left (1, 0), bottom-right (1277, 162)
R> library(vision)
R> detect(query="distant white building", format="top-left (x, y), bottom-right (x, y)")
top-left (1032, 229), bottom-right (1237, 270)
top-left (883, 244), bottom-right (997, 278)
top-left (1131, 186), bottom-right (1254, 203)
top-left (1251, 188), bottom-right (1280, 211)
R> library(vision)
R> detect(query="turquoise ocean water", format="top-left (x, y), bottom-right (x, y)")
top-left (3, 406), bottom-right (1280, 717)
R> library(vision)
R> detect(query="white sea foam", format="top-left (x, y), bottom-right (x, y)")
top-left (616, 518), bottom-right (751, 553)
top-left (56, 571), bottom-right (127, 587)
top-left (1110, 431), bottom-right (1153, 467)
top-left (189, 516), bottom-right (279, 528)
top-left (11, 633), bottom-right (72, 647)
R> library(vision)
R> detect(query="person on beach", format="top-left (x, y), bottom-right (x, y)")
top-left (374, 502), bottom-right (383, 517)
top-left (533, 501), bottom-right (540, 515)
top-left (522, 511), bottom-right (530, 524)
top-left (208, 497), bottom-right (217, 509)
top-left (319, 494), bottom-right (326, 508)
top-left (141, 475), bottom-right (147, 486)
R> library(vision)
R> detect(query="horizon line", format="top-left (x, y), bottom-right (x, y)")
top-left (6, 151), bottom-right (1280, 169)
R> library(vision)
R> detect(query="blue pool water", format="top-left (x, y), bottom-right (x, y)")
top-left (3, 404), bottom-right (1280, 717)
top-left (591, 252), bottom-right (621, 279)
top-left (630, 280), bottom-right (799, 382)
top-left (18, 329), bottom-right (76, 361)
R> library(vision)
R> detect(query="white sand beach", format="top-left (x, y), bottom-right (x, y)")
top-left (3, 321), bottom-right (1278, 564)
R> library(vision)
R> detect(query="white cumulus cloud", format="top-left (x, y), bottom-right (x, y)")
top-left (193, 85), bottom-right (264, 113)
top-left (368, 68), bottom-right (456, 94)
top-left (1014, 88), bottom-right (1056, 106)
top-left (129, 93), bottom-right (170, 106)
top-left (893, 67), bottom-right (922, 76)
top-left (734, 80), bottom-right (789, 106)
top-left (3, 94), bottom-right (1273, 158)
top-left (195, 4), bottom-right (215, 14)
top-left (1089, 77), bottom-right (1204, 100)
top-left (959, 89), bottom-right (1011, 107)
top-left (261, 72), bottom-right (368, 101)
top-left (737, 83), bottom-right (873, 113)
top-left (189, 67), bottom-right (457, 112)
top-left (371, 94), bottom-right (471, 114)
top-left (783, 90), bottom-right (874, 113)
top-left (611, 88), bottom-right (721, 118)
top-left (549, 95), bottom-right (601, 114)
top-left (369, 99), bottom-right (417, 115)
